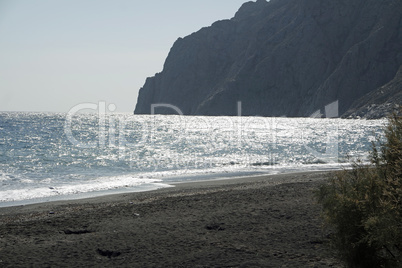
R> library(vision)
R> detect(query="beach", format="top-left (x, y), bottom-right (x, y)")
top-left (0, 171), bottom-right (344, 267)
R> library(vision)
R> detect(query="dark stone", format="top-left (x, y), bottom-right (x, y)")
top-left (63, 229), bottom-right (92, 235)
top-left (134, 0), bottom-right (402, 118)
top-left (205, 223), bottom-right (225, 231)
top-left (96, 249), bottom-right (121, 258)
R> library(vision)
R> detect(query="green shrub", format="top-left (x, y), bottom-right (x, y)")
top-left (316, 113), bottom-right (402, 268)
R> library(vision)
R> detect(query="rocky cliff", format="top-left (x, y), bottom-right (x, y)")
top-left (343, 66), bottom-right (402, 119)
top-left (134, 0), bottom-right (402, 118)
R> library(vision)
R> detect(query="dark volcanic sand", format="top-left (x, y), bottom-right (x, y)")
top-left (0, 172), bottom-right (344, 267)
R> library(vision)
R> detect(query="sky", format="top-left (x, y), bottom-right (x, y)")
top-left (0, 0), bottom-right (250, 113)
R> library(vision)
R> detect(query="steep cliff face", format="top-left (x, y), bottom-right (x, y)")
top-left (343, 66), bottom-right (402, 119)
top-left (134, 0), bottom-right (402, 117)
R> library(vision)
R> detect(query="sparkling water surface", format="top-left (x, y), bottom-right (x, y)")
top-left (0, 112), bottom-right (385, 206)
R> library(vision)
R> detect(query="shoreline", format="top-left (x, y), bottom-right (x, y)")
top-left (0, 171), bottom-right (344, 267)
top-left (0, 169), bottom-right (343, 210)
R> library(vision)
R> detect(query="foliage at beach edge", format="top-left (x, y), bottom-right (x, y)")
top-left (316, 112), bottom-right (402, 268)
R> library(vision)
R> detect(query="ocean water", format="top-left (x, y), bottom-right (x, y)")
top-left (0, 112), bottom-right (385, 207)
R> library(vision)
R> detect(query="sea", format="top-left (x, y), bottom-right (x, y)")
top-left (0, 112), bottom-right (386, 207)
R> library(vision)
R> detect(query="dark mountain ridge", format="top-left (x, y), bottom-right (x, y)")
top-left (134, 0), bottom-right (402, 118)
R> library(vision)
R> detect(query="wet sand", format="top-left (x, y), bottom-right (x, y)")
top-left (0, 171), bottom-right (344, 267)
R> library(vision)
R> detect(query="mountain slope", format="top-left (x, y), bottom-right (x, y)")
top-left (343, 65), bottom-right (402, 119)
top-left (134, 0), bottom-right (402, 117)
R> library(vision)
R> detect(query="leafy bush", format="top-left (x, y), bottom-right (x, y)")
top-left (316, 113), bottom-right (402, 268)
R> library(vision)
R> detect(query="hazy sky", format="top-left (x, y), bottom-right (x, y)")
top-left (0, 0), bottom-right (250, 113)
